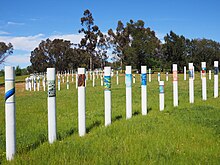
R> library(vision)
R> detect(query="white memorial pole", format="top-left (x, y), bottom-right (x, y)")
top-left (93, 71), bottom-right (95, 87)
top-left (85, 71), bottom-right (87, 87)
top-left (184, 66), bottom-right (186, 80)
top-left (159, 81), bottom-right (164, 111)
top-left (111, 69), bottom-right (114, 77)
top-left (67, 73), bottom-right (69, 89)
top-left (34, 76), bottom-right (36, 91)
top-left (58, 74), bottom-right (61, 91)
top-left (43, 75), bottom-right (46, 92)
top-left (37, 76), bottom-right (40, 91)
top-left (173, 64), bottom-right (178, 107)
top-left (149, 68), bottom-right (151, 82)
top-left (133, 74), bottom-right (136, 83)
top-left (209, 70), bottom-right (211, 80)
top-left (31, 77), bottom-right (34, 88)
top-left (101, 73), bottom-right (103, 86)
top-left (193, 66), bottom-right (195, 80)
top-left (116, 71), bottom-right (119, 85)
top-left (5, 66), bottom-right (16, 161)
top-left (47, 68), bottom-right (57, 144)
top-left (200, 71), bottom-right (202, 80)
top-left (104, 67), bottom-right (111, 126)
top-left (28, 77), bottom-right (31, 91)
top-left (189, 63), bottom-right (194, 103)
top-left (166, 72), bottom-right (169, 81)
top-left (29, 77), bottom-right (31, 90)
top-left (61, 73), bottom-right (65, 83)
top-left (90, 71), bottom-right (92, 80)
top-left (62, 74), bottom-right (65, 83)
top-left (96, 70), bottom-right (99, 79)
top-left (126, 66), bottom-right (132, 119)
top-left (27, 78), bottom-right (29, 90)
top-left (76, 73), bottom-right (78, 89)
top-left (201, 62), bottom-right (207, 100)
top-left (158, 73), bottom-right (160, 82)
top-left (72, 70), bottom-right (74, 82)
top-left (141, 66), bottom-right (147, 115)
top-left (41, 73), bottom-right (44, 86)
top-left (25, 78), bottom-right (28, 90)
top-left (214, 61), bottom-right (219, 98)
top-left (78, 68), bottom-right (86, 136)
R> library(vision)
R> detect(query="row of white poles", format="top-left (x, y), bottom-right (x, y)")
top-left (25, 75), bottom-right (46, 91)
top-left (25, 65), bottom-right (216, 92)
top-left (4, 61), bottom-right (219, 160)
top-left (159, 61), bottom-right (219, 110)
top-left (27, 70), bottom-right (118, 91)
top-left (157, 67), bottom-right (216, 82)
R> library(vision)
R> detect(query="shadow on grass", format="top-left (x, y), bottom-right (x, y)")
top-left (147, 107), bottom-right (152, 113)
top-left (18, 133), bottom-right (47, 154)
top-left (132, 108), bottom-right (152, 116)
top-left (86, 121), bottom-right (101, 133)
top-left (57, 128), bottom-right (77, 141)
top-left (133, 111), bottom-right (140, 116)
top-left (19, 127), bottom-right (77, 154)
top-left (112, 115), bottom-right (123, 122)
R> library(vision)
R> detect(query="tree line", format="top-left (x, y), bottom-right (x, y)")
top-left (1, 9), bottom-right (220, 73)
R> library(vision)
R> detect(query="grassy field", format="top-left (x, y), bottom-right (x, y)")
top-left (0, 73), bottom-right (220, 164)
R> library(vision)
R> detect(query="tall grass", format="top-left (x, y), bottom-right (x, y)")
top-left (0, 73), bottom-right (219, 164)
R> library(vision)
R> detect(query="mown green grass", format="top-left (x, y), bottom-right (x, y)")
top-left (0, 73), bottom-right (220, 164)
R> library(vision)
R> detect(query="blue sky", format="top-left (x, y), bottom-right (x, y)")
top-left (0, 0), bottom-right (220, 69)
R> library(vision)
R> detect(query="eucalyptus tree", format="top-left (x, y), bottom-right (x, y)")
top-left (78, 9), bottom-right (100, 70)
top-left (0, 42), bottom-right (13, 64)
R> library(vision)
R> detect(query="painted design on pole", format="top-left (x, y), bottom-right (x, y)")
top-left (104, 76), bottom-right (111, 90)
top-left (48, 80), bottom-right (56, 97)
top-left (214, 67), bottom-right (219, 75)
top-left (5, 87), bottom-right (15, 102)
top-left (78, 74), bottom-right (85, 87)
top-left (173, 71), bottom-right (178, 81)
top-left (141, 73), bottom-right (147, 86)
top-left (159, 84), bottom-right (164, 93)
top-left (202, 67), bottom-right (206, 77)
top-left (189, 70), bottom-right (194, 78)
top-left (126, 74), bottom-right (132, 87)
top-left (159, 81), bottom-right (164, 111)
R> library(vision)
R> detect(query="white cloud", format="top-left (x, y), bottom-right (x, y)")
top-left (49, 33), bottom-right (84, 45)
top-left (0, 33), bottom-right (84, 51)
top-left (0, 34), bottom-right (45, 51)
top-left (29, 18), bottom-right (39, 21)
top-left (7, 21), bottom-right (25, 26)
top-left (0, 33), bottom-right (85, 68)
top-left (0, 31), bottom-right (10, 35)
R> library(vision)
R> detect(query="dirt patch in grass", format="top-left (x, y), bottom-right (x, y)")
top-left (0, 83), bottom-right (33, 97)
